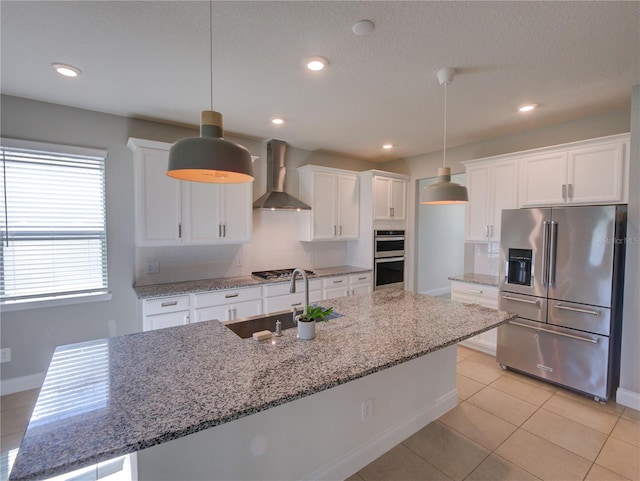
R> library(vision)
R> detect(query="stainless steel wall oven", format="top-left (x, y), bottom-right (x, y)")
top-left (374, 230), bottom-right (405, 289)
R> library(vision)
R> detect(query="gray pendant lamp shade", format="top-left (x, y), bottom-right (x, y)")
top-left (420, 68), bottom-right (469, 205)
top-left (167, 111), bottom-right (254, 183)
top-left (167, 0), bottom-right (253, 184)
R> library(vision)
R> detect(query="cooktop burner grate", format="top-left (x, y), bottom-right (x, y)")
top-left (251, 268), bottom-right (315, 280)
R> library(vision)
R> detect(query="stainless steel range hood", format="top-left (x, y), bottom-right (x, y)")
top-left (253, 139), bottom-right (311, 210)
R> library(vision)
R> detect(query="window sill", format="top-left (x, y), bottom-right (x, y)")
top-left (1, 292), bottom-right (113, 312)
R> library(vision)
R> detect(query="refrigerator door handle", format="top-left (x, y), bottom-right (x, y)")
top-left (548, 220), bottom-right (558, 287)
top-left (542, 221), bottom-right (551, 286)
top-left (554, 304), bottom-right (600, 316)
top-left (502, 295), bottom-right (541, 306)
top-left (508, 321), bottom-right (598, 344)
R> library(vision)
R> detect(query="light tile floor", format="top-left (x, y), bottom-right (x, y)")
top-left (347, 346), bottom-right (640, 481)
top-left (1, 347), bottom-right (638, 481)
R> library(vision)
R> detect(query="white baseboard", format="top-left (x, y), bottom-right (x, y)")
top-left (616, 387), bottom-right (640, 410)
top-left (307, 389), bottom-right (458, 481)
top-left (422, 287), bottom-right (451, 297)
top-left (0, 372), bottom-right (45, 395)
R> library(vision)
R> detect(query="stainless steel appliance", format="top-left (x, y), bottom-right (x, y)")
top-left (374, 230), bottom-right (405, 289)
top-left (251, 268), bottom-right (315, 281)
top-left (497, 205), bottom-right (627, 401)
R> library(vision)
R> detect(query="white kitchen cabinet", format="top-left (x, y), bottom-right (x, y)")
top-left (323, 272), bottom-right (373, 299)
top-left (297, 166), bottom-right (359, 241)
top-left (463, 159), bottom-right (518, 242)
top-left (141, 295), bottom-right (190, 332)
top-left (263, 279), bottom-right (322, 314)
top-left (519, 134), bottom-right (629, 207)
top-left (450, 281), bottom-right (498, 355)
top-left (128, 138), bottom-right (253, 246)
top-left (349, 272), bottom-right (373, 296)
top-left (373, 175), bottom-right (407, 221)
top-left (193, 286), bottom-right (263, 323)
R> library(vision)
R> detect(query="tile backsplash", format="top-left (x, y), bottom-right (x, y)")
top-left (135, 210), bottom-right (348, 285)
top-left (469, 241), bottom-right (501, 276)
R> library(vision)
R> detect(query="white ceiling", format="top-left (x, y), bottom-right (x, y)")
top-left (2, 1), bottom-right (639, 162)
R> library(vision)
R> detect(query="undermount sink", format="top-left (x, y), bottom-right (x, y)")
top-left (224, 311), bottom-right (296, 339)
top-left (224, 309), bottom-right (342, 339)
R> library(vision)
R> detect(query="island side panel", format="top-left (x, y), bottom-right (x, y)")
top-left (136, 345), bottom-right (457, 481)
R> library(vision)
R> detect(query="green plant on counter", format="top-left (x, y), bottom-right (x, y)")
top-left (299, 305), bottom-right (334, 323)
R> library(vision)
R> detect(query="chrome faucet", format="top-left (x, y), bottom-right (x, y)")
top-left (289, 268), bottom-right (309, 319)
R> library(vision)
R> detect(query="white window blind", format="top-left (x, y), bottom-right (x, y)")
top-left (1, 140), bottom-right (108, 304)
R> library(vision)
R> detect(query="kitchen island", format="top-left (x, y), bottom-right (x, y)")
top-left (10, 289), bottom-right (516, 481)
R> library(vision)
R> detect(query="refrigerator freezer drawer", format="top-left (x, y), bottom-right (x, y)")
top-left (496, 319), bottom-right (611, 400)
top-left (548, 301), bottom-right (611, 336)
top-left (499, 292), bottom-right (546, 323)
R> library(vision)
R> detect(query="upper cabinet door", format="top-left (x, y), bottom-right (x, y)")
top-left (465, 164), bottom-right (491, 242)
top-left (490, 160), bottom-right (519, 241)
top-left (373, 175), bottom-right (407, 221)
top-left (336, 173), bottom-right (359, 239)
top-left (519, 152), bottom-right (568, 207)
top-left (219, 183), bottom-right (253, 244)
top-left (133, 145), bottom-right (182, 246)
top-left (183, 181), bottom-right (220, 243)
top-left (568, 142), bottom-right (627, 204)
top-left (311, 170), bottom-right (339, 240)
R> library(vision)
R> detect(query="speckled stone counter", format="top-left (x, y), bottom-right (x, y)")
top-left (133, 265), bottom-right (371, 299)
top-left (10, 289), bottom-right (515, 481)
top-left (448, 273), bottom-right (499, 287)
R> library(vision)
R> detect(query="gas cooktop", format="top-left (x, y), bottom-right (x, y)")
top-left (251, 268), bottom-right (315, 281)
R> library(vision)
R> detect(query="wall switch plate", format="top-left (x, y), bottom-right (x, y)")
top-left (1, 348), bottom-right (11, 363)
top-left (145, 260), bottom-right (160, 275)
top-left (361, 399), bottom-right (373, 421)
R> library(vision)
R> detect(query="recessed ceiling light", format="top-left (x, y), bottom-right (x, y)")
top-left (271, 118), bottom-right (285, 125)
top-left (306, 56), bottom-right (328, 71)
top-left (382, 144), bottom-right (394, 150)
top-left (352, 20), bottom-right (375, 35)
top-left (52, 63), bottom-right (81, 77)
top-left (519, 104), bottom-right (538, 112)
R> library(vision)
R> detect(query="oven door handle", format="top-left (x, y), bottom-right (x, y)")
top-left (375, 236), bottom-right (405, 242)
top-left (375, 256), bottom-right (405, 264)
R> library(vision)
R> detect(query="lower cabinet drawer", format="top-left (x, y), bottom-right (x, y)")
top-left (264, 291), bottom-right (322, 314)
top-left (143, 296), bottom-right (190, 316)
top-left (496, 319), bottom-right (610, 399)
top-left (143, 311), bottom-right (189, 331)
top-left (193, 286), bottom-right (263, 308)
top-left (194, 299), bottom-right (263, 323)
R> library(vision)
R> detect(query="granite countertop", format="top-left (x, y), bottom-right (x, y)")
top-left (133, 265), bottom-right (372, 299)
top-left (448, 273), bottom-right (500, 287)
top-left (10, 289), bottom-right (516, 481)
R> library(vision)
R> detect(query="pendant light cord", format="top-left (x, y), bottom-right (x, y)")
top-left (209, 0), bottom-right (213, 111)
top-left (442, 82), bottom-right (447, 168)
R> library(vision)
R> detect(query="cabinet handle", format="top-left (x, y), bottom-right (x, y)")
top-left (333, 225), bottom-right (337, 235)
top-left (290, 302), bottom-right (302, 307)
top-left (223, 224), bottom-right (226, 237)
top-left (178, 223), bottom-right (182, 239)
top-left (554, 304), bottom-right (600, 316)
top-left (502, 295), bottom-right (541, 306)
top-left (225, 293), bottom-right (239, 299)
top-left (562, 184), bottom-right (567, 199)
top-left (567, 183), bottom-right (574, 199)
top-left (467, 289), bottom-right (483, 294)
top-left (390, 207), bottom-right (394, 217)
top-left (218, 225), bottom-right (222, 237)
top-left (490, 225), bottom-right (494, 238)
top-left (160, 301), bottom-right (178, 307)
top-left (339, 225), bottom-right (343, 235)
top-left (333, 279), bottom-right (343, 284)
top-left (358, 276), bottom-right (367, 280)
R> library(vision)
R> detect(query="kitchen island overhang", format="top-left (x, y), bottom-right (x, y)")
top-left (9, 289), bottom-right (516, 481)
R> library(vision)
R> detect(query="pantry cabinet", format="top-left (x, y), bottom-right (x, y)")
top-left (297, 166), bottom-right (359, 241)
top-left (519, 134), bottom-right (629, 207)
top-left (128, 138), bottom-right (253, 246)
top-left (463, 159), bottom-right (518, 242)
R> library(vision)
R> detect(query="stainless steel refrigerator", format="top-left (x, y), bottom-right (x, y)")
top-left (496, 205), bottom-right (627, 401)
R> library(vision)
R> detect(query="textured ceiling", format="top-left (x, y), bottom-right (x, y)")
top-left (1, 1), bottom-right (639, 161)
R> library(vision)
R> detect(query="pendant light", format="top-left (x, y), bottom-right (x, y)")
top-left (167, 1), bottom-right (253, 183)
top-left (420, 68), bottom-right (468, 204)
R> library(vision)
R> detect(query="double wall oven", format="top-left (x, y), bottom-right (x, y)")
top-left (374, 230), bottom-right (405, 289)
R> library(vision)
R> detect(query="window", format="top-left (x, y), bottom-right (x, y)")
top-left (1, 139), bottom-right (108, 305)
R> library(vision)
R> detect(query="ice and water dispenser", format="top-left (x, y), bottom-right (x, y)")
top-left (506, 248), bottom-right (533, 286)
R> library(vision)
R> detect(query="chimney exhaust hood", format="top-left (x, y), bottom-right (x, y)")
top-left (253, 139), bottom-right (311, 210)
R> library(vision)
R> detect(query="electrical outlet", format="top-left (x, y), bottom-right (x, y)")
top-left (361, 399), bottom-right (373, 421)
top-left (1, 348), bottom-right (11, 363)
top-left (235, 256), bottom-right (242, 267)
top-left (145, 260), bottom-right (160, 275)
